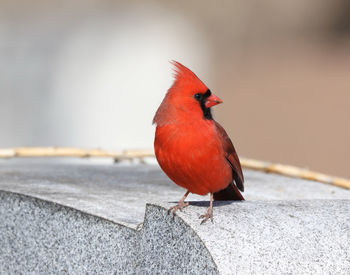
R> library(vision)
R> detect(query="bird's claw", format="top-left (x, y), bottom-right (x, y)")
top-left (168, 201), bottom-right (189, 215)
top-left (199, 209), bottom-right (213, 225)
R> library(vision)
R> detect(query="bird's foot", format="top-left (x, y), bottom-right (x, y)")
top-left (168, 201), bottom-right (189, 214)
top-left (199, 208), bottom-right (213, 224)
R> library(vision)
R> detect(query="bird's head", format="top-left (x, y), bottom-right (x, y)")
top-left (169, 61), bottom-right (222, 120)
top-left (153, 61), bottom-right (223, 126)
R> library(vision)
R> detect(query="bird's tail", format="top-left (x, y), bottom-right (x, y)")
top-left (213, 183), bottom-right (245, 201)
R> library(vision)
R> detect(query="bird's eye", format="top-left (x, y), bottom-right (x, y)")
top-left (194, 93), bottom-right (202, 100)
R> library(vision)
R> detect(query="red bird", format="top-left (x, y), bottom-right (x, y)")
top-left (153, 61), bottom-right (244, 224)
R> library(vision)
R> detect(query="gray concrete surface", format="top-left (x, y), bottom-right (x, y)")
top-left (0, 191), bottom-right (218, 274)
top-left (0, 159), bottom-right (349, 274)
top-left (170, 200), bottom-right (350, 274)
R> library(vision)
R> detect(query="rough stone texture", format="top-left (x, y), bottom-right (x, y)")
top-left (169, 200), bottom-right (350, 275)
top-left (137, 204), bottom-right (218, 274)
top-left (0, 191), bottom-right (218, 274)
top-left (0, 191), bottom-right (137, 274)
top-left (0, 159), bottom-right (349, 274)
top-left (0, 159), bottom-right (348, 228)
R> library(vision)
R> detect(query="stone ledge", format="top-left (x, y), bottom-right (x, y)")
top-left (0, 191), bottom-right (218, 274)
top-left (0, 159), bottom-right (349, 274)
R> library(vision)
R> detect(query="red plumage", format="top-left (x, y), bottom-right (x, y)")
top-left (153, 61), bottom-right (244, 223)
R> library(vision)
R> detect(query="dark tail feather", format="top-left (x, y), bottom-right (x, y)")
top-left (233, 170), bottom-right (244, 192)
top-left (213, 183), bottom-right (245, 201)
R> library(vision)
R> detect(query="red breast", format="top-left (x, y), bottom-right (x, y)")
top-left (155, 120), bottom-right (233, 195)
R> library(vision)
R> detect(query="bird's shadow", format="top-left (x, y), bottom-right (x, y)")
top-left (168, 200), bottom-right (242, 208)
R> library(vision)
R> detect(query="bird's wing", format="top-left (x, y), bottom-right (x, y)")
top-left (214, 121), bottom-right (244, 192)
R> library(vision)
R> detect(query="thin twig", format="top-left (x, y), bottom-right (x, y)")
top-left (0, 147), bottom-right (349, 190)
top-left (0, 147), bottom-right (154, 161)
top-left (240, 158), bottom-right (350, 190)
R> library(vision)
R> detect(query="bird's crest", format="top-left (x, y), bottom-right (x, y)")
top-left (170, 61), bottom-right (206, 90)
top-left (153, 61), bottom-right (207, 126)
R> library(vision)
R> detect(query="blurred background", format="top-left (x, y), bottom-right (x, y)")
top-left (0, 0), bottom-right (349, 177)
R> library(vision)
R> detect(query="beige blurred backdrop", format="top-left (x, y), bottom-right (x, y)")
top-left (0, 0), bottom-right (349, 178)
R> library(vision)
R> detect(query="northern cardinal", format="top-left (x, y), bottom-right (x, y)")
top-left (153, 61), bottom-right (244, 224)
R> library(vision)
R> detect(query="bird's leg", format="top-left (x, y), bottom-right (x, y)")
top-left (200, 193), bottom-right (214, 224)
top-left (168, 190), bottom-right (190, 214)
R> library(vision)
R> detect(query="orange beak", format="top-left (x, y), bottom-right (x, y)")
top-left (205, 93), bottom-right (223, 108)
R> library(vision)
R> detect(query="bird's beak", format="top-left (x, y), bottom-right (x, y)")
top-left (205, 94), bottom-right (223, 108)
